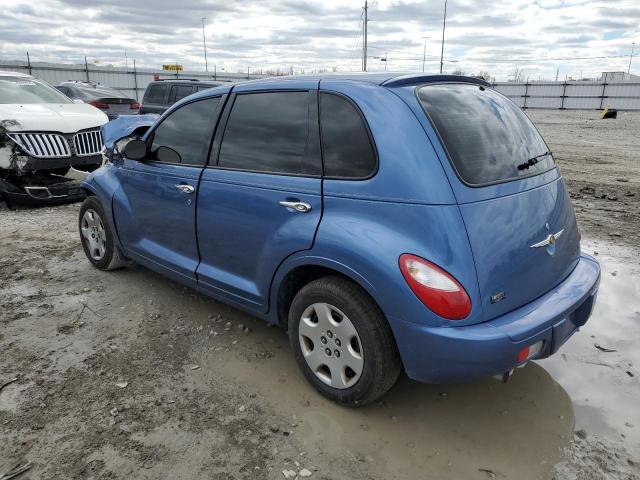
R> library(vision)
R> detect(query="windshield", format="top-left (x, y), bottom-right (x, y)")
top-left (417, 83), bottom-right (553, 185)
top-left (0, 76), bottom-right (73, 104)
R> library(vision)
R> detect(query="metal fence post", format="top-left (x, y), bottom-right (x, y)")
top-left (26, 51), bottom-right (32, 76)
top-left (133, 59), bottom-right (139, 101)
top-left (560, 81), bottom-right (568, 110)
top-left (84, 56), bottom-right (90, 82)
top-left (599, 80), bottom-right (607, 110)
top-left (523, 81), bottom-right (529, 109)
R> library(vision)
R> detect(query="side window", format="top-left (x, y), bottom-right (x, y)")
top-left (320, 92), bottom-right (376, 178)
top-left (150, 97), bottom-right (220, 166)
top-left (217, 91), bottom-right (309, 174)
top-left (169, 85), bottom-right (194, 103)
top-left (145, 84), bottom-right (166, 104)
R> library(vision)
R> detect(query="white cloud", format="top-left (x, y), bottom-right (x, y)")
top-left (0, 0), bottom-right (638, 79)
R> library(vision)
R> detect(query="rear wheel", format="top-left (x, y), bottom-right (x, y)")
top-left (79, 197), bottom-right (126, 270)
top-left (288, 275), bottom-right (401, 406)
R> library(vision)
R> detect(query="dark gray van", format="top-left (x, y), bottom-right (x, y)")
top-left (139, 79), bottom-right (222, 115)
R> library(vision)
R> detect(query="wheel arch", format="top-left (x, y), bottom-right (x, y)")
top-left (269, 255), bottom-right (381, 329)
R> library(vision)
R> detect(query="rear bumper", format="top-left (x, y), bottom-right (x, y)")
top-left (391, 253), bottom-right (600, 383)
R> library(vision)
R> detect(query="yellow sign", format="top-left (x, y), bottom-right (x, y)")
top-left (162, 64), bottom-right (183, 72)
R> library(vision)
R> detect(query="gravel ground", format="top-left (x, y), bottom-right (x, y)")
top-left (526, 109), bottom-right (640, 251)
top-left (1, 109), bottom-right (639, 480)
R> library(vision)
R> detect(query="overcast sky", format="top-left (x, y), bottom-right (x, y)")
top-left (0, 0), bottom-right (638, 80)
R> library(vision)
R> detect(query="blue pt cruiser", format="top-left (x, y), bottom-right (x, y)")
top-left (81, 73), bottom-right (600, 406)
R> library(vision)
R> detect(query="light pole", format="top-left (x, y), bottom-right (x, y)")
top-left (201, 17), bottom-right (209, 73)
top-left (363, 1), bottom-right (369, 72)
top-left (440, 0), bottom-right (447, 74)
top-left (629, 42), bottom-right (636, 74)
top-left (422, 36), bottom-right (429, 72)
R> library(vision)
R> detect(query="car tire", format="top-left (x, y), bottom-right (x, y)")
top-left (288, 275), bottom-right (401, 406)
top-left (79, 196), bottom-right (127, 271)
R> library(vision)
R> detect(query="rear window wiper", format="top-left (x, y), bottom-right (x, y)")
top-left (517, 152), bottom-right (551, 171)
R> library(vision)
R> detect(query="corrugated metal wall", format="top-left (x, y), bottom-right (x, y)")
top-left (3, 59), bottom-right (640, 110)
top-left (0, 60), bottom-right (267, 100)
top-left (493, 81), bottom-right (640, 111)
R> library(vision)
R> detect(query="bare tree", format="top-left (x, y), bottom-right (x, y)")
top-left (511, 66), bottom-right (524, 82)
top-left (451, 67), bottom-right (466, 76)
top-left (476, 70), bottom-right (491, 81)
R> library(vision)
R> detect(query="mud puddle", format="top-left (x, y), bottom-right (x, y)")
top-left (1, 202), bottom-right (639, 479)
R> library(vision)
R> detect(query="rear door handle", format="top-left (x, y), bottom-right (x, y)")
top-left (175, 184), bottom-right (195, 194)
top-left (279, 200), bottom-right (312, 213)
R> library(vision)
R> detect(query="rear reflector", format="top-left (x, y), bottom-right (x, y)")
top-left (517, 340), bottom-right (544, 363)
top-left (399, 254), bottom-right (472, 320)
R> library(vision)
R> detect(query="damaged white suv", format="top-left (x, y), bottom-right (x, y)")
top-left (0, 71), bottom-right (108, 206)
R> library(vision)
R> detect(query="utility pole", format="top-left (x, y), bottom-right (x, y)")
top-left (202, 17), bottom-right (209, 73)
top-left (555, 68), bottom-right (559, 82)
top-left (362, 1), bottom-right (368, 72)
top-left (440, 0), bottom-right (447, 74)
top-left (422, 37), bottom-right (429, 72)
top-left (629, 42), bottom-right (636, 74)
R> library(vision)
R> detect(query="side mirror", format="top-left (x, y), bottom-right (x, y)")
top-left (123, 139), bottom-right (147, 160)
top-left (156, 146), bottom-right (181, 164)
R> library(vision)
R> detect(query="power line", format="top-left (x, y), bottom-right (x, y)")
top-left (456, 54), bottom-right (630, 63)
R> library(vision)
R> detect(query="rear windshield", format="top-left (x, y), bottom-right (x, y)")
top-left (0, 76), bottom-right (72, 104)
top-left (75, 85), bottom-right (129, 99)
top-left (417, 83), bottom-right (553, 185)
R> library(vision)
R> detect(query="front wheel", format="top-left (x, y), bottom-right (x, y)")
top-left (288, 276), bottom-right (401, 406)
top-left (79, 197), bottom-right (127, 270)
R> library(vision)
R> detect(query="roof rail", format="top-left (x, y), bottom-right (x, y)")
top-left (155, 78), bottom-right (201, 82)
top-left (382, 74), bottom-right (491, 88)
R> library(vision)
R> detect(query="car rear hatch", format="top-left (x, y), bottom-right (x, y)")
top-left (93, 98), bottom-right (138, 116)
top-left (415, 83), bottom-right (581, 321)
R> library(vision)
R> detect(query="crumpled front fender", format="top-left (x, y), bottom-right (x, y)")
top-left (101, 114), bottom-right (159, 150)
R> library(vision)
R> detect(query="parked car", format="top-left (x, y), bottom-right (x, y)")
top-left (80, 73), bottom-right (601, 406)
top-left (0, 71), bottom-right (108, 205)
top-left (139, 79), bottom-right (222, 114)
top-left (56, 81), bottom-right (140, 119)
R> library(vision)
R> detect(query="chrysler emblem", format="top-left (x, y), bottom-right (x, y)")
top-left (530, 229), bottom-right (564, 249)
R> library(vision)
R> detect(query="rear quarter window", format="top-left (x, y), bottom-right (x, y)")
top-left (320, 92), bottom-right (376, 179)
top-left (145, 84), bottom-right (167, 104)
top-left (417, 83), bottom-right (554, 185)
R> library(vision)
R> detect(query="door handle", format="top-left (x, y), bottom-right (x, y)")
top-left (175, 184), bottom-right (195, 194)
top-left (279, 200), bottom-right (312, 213)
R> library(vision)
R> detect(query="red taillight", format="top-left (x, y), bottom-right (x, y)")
top-left (89, 100), bottom-right (109, 109)
top-left (517, 346), bottom-right (530, 363)
top-left (130, 101), bottom-right (140, 110)
top-left (399, 254), bottom-right (471, 320)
